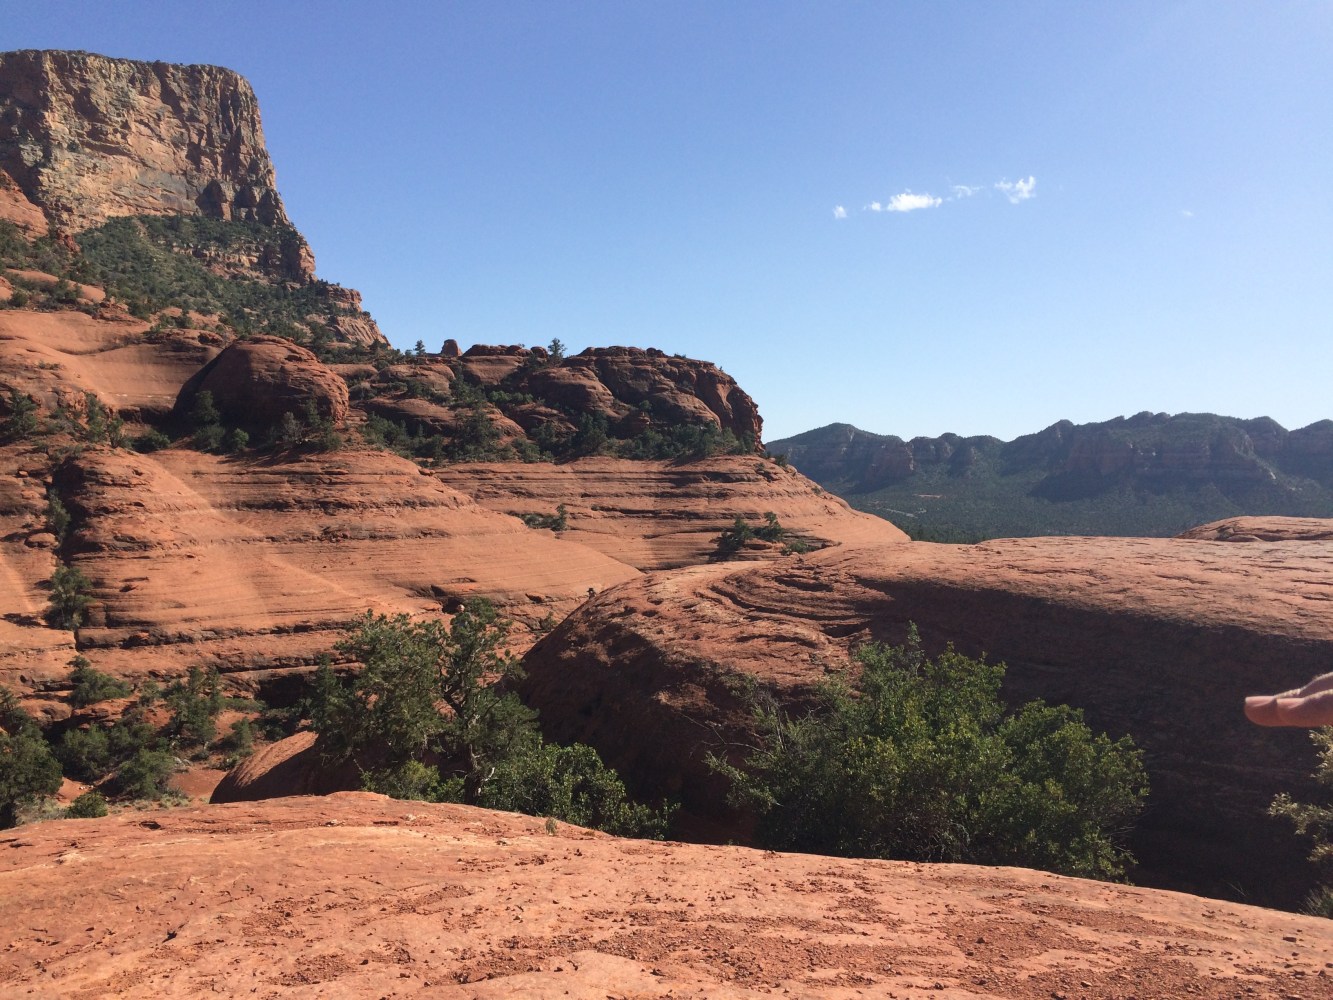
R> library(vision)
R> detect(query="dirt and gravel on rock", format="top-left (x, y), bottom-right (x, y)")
top-left (1, 793), bottom-right (1329, 999)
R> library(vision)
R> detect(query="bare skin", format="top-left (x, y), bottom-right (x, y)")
top-left (1245, 672), bottom-right (1333, 727)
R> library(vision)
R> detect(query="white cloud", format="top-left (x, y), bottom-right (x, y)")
top-left (1180, 209), bottom-right (1194, 218)
top-left (865, 200), bottom-right (884, 212)
top-left (950, 184), bottom-right (982, 199)
top-left (885, 191), bottom-right (942, 213)
top-left (833, 205), bottom-right (847, 219)
top-left (995, 176), bottom-right (1036, 204)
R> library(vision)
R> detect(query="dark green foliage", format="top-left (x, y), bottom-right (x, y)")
top-left (75, 216), bottom-right (343, 337)
top-left (190, 390), bottom-right (221, 428)
top-left (548, 338), bottom-right (566, 361)
top-left (56, 724), bottom-right (112, 782)
top-left (714, 515), bottom-right (753, 557)
top-left (616, 422), bottom-right (751, 460)
top-left (68, 655), bottom-right (132, 707)
top-left (165, 666), bottom-right (224, 747)
top-left (64, 790), bottom-right (109, 819)
top-left (57, 710), bottom-right (162, 785)
top-left (711, 627), bottom-right (1148, 880)
top-left (0, 687), bottom-right (63, 828)
top-left (1270, 728), bottom-right (1333, 917)
top-left (521, 504), bottom-right (568, 531)
top-left (46, 490), bottom-right (71, 543)
top-left (1, 389), bottom-right (39, 442)
top-left (113, 747), bottom-right (176, 800)
top-left (314, 604), bottom-right (671, 835)
top-left (132, 429), bottom-right (173, 453)
top-left (46, 564), bottom-right (94, 628)
top-left (317, 601), bottom-right (531, 803)
top-left (482, 741), bottom-right (674, 838)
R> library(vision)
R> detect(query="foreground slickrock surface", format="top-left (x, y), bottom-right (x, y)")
top-left (1, 793), bottom-right (1329, 999)
top-left (524, 532), bottom-right (1333, 909)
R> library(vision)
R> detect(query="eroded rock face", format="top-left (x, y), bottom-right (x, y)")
top-left (0, 49), bottom-right (292, 236)
top-left (522, 534), bottom-right (1333, 909)
top-left (436, 455), bottom-right (906, 571)
top-left (174, 335), bottom-right (350, 431)
top-left (1178, 516), bottom-right (1333, 542)
top-left (451, 346), bottom-right (764, 446)
top-left (1, 794), bottom-right (1328, 999)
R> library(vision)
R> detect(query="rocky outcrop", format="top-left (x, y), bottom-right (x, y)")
top-left (174, 335), bottom-right (350, 431)
top-left (436, 455), bottom-right (906, 571)
top-left (0, 50), bottom-right (290, 235)
top-left (1178, 516), bottom-right (1333, 542)
top-left (1, 446), bottom-right (640, 704)
top-left (1, 793), bottom-right (1328, 999)
top-left (450, 346), bottom-right (764, 446)
top-left (522, 533), bottom-right (1333, 910)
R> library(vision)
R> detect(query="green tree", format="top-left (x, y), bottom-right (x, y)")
top-left (548, 338), bottom-right (566, 361)
top-left (483, 741), bottom-right (673, 838)
top-left (190, 389), bottom-right (221, 428)
top-left (318, 600), bottom-right (531, 803)
top-left (165, 666), bottom-right (223, 747)
top-left (47, 564), bottom-right (94, 628)
top-left (1, 389), bottom-right (39, 441)
top-left (68, 655), bottom-right (132, 707)
top-left (1270, 728), bottom-right (1333, 917)
top-left (64, 790), bottom-right (109, 819)
top-left (711, 627), bottom-right (1147, 880)
top-left (0, 687), bottom-right (62, 828)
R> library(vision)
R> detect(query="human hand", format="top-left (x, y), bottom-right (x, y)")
top-left (1245, 672), bottom-right (1333, 727)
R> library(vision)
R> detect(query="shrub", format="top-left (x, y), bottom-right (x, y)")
top-left (0, 687), bottom-right (63, 828)
top-left (68, 655), bottom-right (132, 707)
top-left (710, 627), bottom-right (1148, 880)
top-left (713, 515), bottom-right (753, 558)
top-left (113, 747), bottom-right (176, 800)
top-left (1270, 728), bottom-right (1333, 916)
top-left (165, 666), bottom-right (223, 747)
top-left (521, 504), bottom-right (568, 531)
top-left (314, 604), bottom-right (671, 834)
top-left (65, 790), bottom-right (109, 819)
top-left (316, 600), bottom-right (531, 802)
top-left (1, 389), bottom-right (39, 441)
top-left (46, 564), bottom-right (94, 628)
top-left (56, 724), bottom-right (113, 783)
top-left (132, 429), bottom-right (173, 453)
top-left (483, 741), bottom-right (673, 838)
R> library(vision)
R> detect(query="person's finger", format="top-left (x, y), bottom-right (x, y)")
top-left (1274, 690), bottom-right (1333, 727)
top-left (1245, 695), bottom-right (1286, 726)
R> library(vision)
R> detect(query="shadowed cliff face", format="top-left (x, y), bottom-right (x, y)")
top-left (520, 530), bottom-right (1333, 911)
top-left (0, 50), bottom-right (292, 240)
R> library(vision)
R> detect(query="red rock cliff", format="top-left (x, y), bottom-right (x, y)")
top-left (0, 50), bottom-right (292, 239)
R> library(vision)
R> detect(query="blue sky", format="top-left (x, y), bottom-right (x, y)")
top-left (6, 1), bottom-right (1331, 441)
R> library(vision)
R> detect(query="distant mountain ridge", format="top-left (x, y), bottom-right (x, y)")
top-left (769, 412), bottom-right (1333, 538)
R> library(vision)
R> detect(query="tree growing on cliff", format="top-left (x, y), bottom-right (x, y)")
top-left (711, 627), bottom-right (1148, 880)
top-left (46, 564), bottom-right (94, 629)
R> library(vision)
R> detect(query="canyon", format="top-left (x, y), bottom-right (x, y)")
top-left (1, 47), bottom-right (1330, 996)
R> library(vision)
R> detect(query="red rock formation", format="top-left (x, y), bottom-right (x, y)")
top-left (522, 534), bottom-right (1333, 909)
top-left (0, 49), bottom-right (293, 237)
top-left (436, 455), bottom-right (906, 570)
top-left (1178, 515), bottom-right (1333, 542)
top-left (1, 793), bottom-right (1328, 998)
top-left (174, 335), bottom-right (350, 431)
